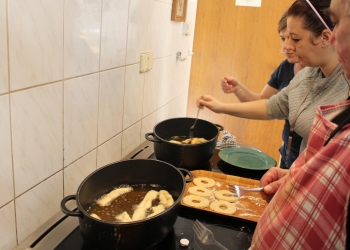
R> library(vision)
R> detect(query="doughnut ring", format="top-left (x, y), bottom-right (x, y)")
top-left (193, 177), bottom-right (216, 188)
top-left (188, 186), bottom-right (213, 197)
top-left (210, 200), bottom-right (237, 215)
top-left (182, 195), bottom-right (210, 209)
top-left (214, 190), bottom-right (239, 202)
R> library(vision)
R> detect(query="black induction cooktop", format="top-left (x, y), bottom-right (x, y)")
top-left (15, 141), bottom-right (261, 250)
top-left (53, 206), bottom-right (255, 250)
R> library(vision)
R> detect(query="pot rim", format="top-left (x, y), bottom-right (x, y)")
top-left (75, 159), bottom-right (186, 225)
top-left (153, 117), bottom-right (220, 145)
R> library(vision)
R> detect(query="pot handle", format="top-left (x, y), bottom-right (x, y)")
top-left (145, 132), bottom-right (160, 143)
top-left (178, 168), bottom-right (194, 183)
top-left (214, 124), bottom-right (224, 132)
top-left (61, 195), bottom-right (83, 218)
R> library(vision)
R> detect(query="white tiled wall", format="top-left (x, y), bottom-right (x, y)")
top-left (0, 0), bottom-right (198, 248)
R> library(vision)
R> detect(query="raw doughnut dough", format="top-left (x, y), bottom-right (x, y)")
top-left (193, 177), bottom-right (216, 188)
top-left (97, 187), bottom-right (133, 206)
top-left (183, 195), bottom-right (210, 209)
top-left (214, 190), bottom-right (239, 202)
top-left (159, 190), bottom-right (174, 208)
top-left (210, 200), bottom-right (237, 215)
top-left (188, 186), bottom-right (213, 197)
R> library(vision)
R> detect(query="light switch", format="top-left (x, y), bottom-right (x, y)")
top-left (140, 53), bottom-right (148, 73)
top-left (140, 52), bottom-right (153, 73)
top-left (182, 22), bottom-right (192, 35)
top-left (147, 52), bottom-right (153, 70)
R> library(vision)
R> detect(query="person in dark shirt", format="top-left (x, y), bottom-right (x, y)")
top-left (220, 10), bottom-right (303, 169)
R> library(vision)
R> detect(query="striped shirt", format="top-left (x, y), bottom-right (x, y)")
top-left (251, 100), bottom-right (350, 249)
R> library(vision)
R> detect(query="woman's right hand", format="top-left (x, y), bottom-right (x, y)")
top-left (260, 167), bottom-right (289, 195)
top-left (197, 95), bottom-right (224, 114)
top-left (221, 76), bottom-right (240, 94)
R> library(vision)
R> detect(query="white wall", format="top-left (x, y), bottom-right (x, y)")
top-left (0, 0), bottom-right (198, 248)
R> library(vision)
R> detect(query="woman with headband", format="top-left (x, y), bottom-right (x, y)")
top-left (197, 0), bottom-right (350, 166)
top-left (248, 0), bottom-right (350, 248)
top-left (219, 10), bottom-right (304, 169)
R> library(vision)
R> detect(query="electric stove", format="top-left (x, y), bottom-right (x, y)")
top-left (15, 141), bottom-right (262, 250)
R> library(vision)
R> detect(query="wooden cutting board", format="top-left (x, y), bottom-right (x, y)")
top-left (181, 170), bottom-right (268, 222)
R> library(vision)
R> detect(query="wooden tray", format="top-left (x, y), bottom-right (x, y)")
top-left (181, 170), bottom-right (268, 222)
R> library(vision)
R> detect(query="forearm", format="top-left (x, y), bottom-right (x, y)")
top-left (222, 99), bottom-right (269, 120)
top-left (234, 83), bottom-right (263, 102)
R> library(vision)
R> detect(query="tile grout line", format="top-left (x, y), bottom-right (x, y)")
top-left (62, 0), bottom-right (66, 198)
top-left (5, 0), bottom-right (20, 245)
top-left (95, 0), bottom-right (104, 170)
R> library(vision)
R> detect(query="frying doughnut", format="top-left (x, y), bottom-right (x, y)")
top-left (214, 190), bottom-right (239, 202)
top-left (90, 213), bottom-right (101, 220)
top-left (159, 190), bottom-right (174, 208)
top-left (132, 190), bottom-right (159, 221)
top-left (169, 140), bottom-right (181, 144)
top-left (115, 211), bottom-right (132, 222)
top-left (188, 186), bottom-right (213, 197)
top-left (210, 200), bottom-right (236, 215)
top-left (97, 187), bottom-right (133, 206)
top-left (193, 177), bottom-right (216, 188)
top-left (147, 204), bottom-right (166, 218)
top-left (182, 195), bottom-right (210, 209)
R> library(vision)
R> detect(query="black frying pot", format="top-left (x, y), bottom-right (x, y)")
top-left (61, 159), bottom-right (193, 250)
top-left (145, 117), bottom-right (224, 170)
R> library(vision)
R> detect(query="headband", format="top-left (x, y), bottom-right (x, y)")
top-left (305, 0), bottom-right (331, 30)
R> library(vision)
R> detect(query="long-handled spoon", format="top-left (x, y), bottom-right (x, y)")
top-left (189, 96), bottom-right (203, 138)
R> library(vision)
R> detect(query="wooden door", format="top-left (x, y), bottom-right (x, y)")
top-left (187, 0), bottom-right (295, 162)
